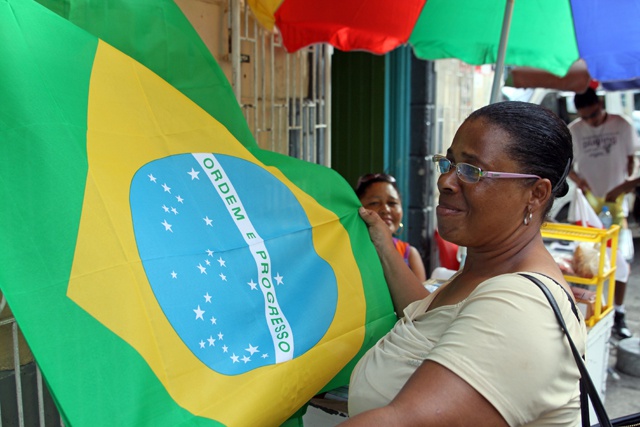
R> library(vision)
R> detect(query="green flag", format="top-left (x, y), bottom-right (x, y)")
top-left (34, 0), bottom-right (255, 148)
top-left (0, 0), bottom-right (395, 425)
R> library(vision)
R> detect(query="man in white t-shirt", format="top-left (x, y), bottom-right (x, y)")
top-left (568, 87), bottom-right (637, 339)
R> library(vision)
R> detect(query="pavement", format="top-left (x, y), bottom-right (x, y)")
top-left (602, 232), bottom-right (640, 419)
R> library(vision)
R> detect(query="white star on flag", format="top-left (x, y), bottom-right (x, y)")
top-left (171, 207), bottom-right (178, 215)
top-left (207, 336), bottom-right (216, 346)
top-left (219, 273), bottom-right (227, 281)
top-left (218, 332), bottom-right (224, 340)
top-left (206, 249), bottom-right (214, 257)
top-left (148, 173), bottom-right (157, 182)
top-left (242, 355), bottom-right (251, 363)
top-left (222, 345), bottom-right (228, 353)
top-left (245, 344), bottom-right (259, 355)
top-left (162, 183), bottom-right (171, 193)
top-left (210, 316), bottom-right (217, 324)
top-left (230, 354), bottom-right (239, 363)
top-left (204, 293), bottom-right (212, 303)
top-left (217, 257), bottom-right (226, 267)
top-left (274, 273), bottom-right (284, 285)
top-left (161, 220), bottom-right (173, 232)
top-left (197, 264), bottom-right (207, 274)
top-left (203, 216), bottom-right (213, 226)
top-left (199, 340), bottom-right (205, 348)
top-left (171, 271), bottom-right (177, 279)
top-left (193, 305), bottom-right (205, 320)
top-left (176, 195), bottom-right (184, 203)
top-left (247, 279), bottom-right (258, 290)
top-left (188, 168), bottom-right (200, 180)
top-left (162, 205), bottom-right (170, 212)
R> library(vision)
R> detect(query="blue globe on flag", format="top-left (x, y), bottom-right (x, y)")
top-left (130, 153), bottom-right (338, 375)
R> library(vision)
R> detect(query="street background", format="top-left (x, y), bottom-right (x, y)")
top-left (603, 226), bottom-right (640, 419)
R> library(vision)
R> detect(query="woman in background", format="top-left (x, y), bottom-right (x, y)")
top-left (356, 173), bottom-right (426, 282)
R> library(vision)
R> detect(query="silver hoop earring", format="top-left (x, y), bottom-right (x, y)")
top-left (523, 211), bottom-right (533, 226)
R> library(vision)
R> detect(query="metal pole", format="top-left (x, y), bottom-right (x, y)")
top-left (230, 0), bottom-right (241, 103)
top-left (489, 0), bottom-right (515, 104)
top-left (324, 45), bottom-right (332, 167)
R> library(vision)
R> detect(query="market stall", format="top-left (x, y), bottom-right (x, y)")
top-left (542, 222), bottom-right (620, 419)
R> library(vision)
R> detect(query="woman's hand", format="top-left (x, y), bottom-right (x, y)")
top-left (358, 207), bottom-right (429, 313)
top-left (359, 207), bottom-right (394, 252)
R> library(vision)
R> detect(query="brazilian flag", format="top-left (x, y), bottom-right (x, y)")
top-left (0, 0), bottom-right (395, 425)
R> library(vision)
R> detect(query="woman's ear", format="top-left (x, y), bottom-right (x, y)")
top-left (529, 178), bottom-right (553, 212)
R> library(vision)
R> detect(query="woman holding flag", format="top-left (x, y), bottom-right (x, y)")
top-left (344, 101), bottom-right (585, 426)
top-left (355, 172), bottom-right (426, 282)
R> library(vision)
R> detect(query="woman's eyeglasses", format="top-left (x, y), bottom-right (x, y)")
top-left (432, 155), bottom-right (540, 184)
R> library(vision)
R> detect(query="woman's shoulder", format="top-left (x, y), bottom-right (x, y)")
top-left (392, 238), bottom-right (411, 254)
top-left (472, 272), bottom-right (585, 329)
top-left (472, 272), bottom-right (571, 306)
top-left (477, 272), bottom-right (560, 288)
top-left (392, 237), bottom-right (408, 246)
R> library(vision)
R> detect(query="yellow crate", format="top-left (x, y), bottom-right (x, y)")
top-left (541, 222), bottom-right (620, 327)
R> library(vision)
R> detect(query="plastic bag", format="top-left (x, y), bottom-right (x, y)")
top-left (619, 228), bottom-right (635, 262)
top-left (568, 188), bottom-right (603, 228)
top-left (572, 242), bottom-right (609, 279)
top-left (552, 254), bottom-right (576, 276)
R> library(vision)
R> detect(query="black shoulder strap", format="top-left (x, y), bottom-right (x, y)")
top-left (519, 273), bottom-right (612, 427)
top-left (528, 272), bottom-right (581, 321)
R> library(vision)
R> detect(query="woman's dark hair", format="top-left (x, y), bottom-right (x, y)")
top-left (355, 173), bottom-right (400, 199)
top-left (466, 101), bottom-right (573, 217)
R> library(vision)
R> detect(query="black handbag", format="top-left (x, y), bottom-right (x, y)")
top-left (520, 274), bottom-right (640, 427)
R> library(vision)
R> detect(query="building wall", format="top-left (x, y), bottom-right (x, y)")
top-left (433, 59), bottom-right (475, 155)
top-left (428, 59), bottom-right (494, 271)
top-left (175, 0), bottom-right (329, 164)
